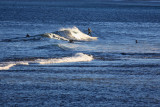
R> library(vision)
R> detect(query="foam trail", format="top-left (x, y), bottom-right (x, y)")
top-left (0, 53), bottom-right (93, 70)
top-left (0, 63), bottom-right (16, 70)
top-left (36, 53), bottom-right (93, 64)
top-left (0, 61), bottom-right (29, 70)
top-left (41, 27), bottom-right (98, 41)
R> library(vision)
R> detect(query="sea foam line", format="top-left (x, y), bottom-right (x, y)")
top-left (0, 62), bottom-right (29, 70)
top-left (0, 53), bottom-right (93, 70)
top-left (36, 53), bottom-right (93, 64)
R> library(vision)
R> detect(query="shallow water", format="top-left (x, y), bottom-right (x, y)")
top-left (0, 0), bottom-right (160, 106)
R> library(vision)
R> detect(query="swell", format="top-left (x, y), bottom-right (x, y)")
top-left (0, 27), bottom-right (98, 42)
top-left (0, 53), bottom-right (93, 70)
top-left (92, 52), bottom-right (160, 62)
top-left (41, 27), bottom-right (98, 41)
top-left (120, 52), bottom-right (160, 59)
top-left (0, 35), bottom-right (42, 42)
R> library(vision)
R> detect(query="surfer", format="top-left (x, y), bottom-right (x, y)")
top-left (26, 34), bottom-right (30, 37)
top-left (88, 28), bottom-right (92, 36)
top-left (69, 40), bottom-right (74, 43)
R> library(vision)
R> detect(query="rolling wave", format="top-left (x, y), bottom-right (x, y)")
top-left (41, 27), bottom-right (98, 41)
top-left (0, 36), bottom-right (42, 42)
top-left (0, 27), bottom-right (97, 43)
top-left (0, 53), bottom-right (93, 70)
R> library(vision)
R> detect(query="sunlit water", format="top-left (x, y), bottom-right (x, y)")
top-left (0, 0), bottom-right (160, 106)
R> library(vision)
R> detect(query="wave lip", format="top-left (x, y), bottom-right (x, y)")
top-left (0, 53), bottom-right (93, 70)
top-left (41, 27), bottom-right (98, 41)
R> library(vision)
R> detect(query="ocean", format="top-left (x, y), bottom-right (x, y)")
top-left (0, 0), bottom-right (160, 106)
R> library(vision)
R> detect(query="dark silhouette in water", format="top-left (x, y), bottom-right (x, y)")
top-left (136, 40), bottom-right (138, 43)
top-left (121, 53), bottom-right (126, 55)
top-left (88, 28), bottom-right (92, 36)
top-left (26, 34), bottom-right (30, 37)
top-left (69, 40), bottom-right (74, 43)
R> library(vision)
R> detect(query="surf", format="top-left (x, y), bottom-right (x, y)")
top-left (41, 27), bottom-right (98, 41)
top-left (0, 53), bottom-right (93, 70)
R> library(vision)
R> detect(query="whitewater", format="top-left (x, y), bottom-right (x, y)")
top-left (41, 27), bottom-right (98, 41)
top-left (0, 0), bottom-right (160, 107)
top-left (0, 53), bottom-right (93, 70)
top-left (0, 27), bottom-right (97, 70)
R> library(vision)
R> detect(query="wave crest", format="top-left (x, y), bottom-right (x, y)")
top-left (0, 53), bottom-right (93, 70)
top-left (41, 27), bottom-right (98, 41)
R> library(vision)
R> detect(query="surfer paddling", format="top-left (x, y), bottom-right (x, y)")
top-left (26, 34), bottom-right (30, 37)
top-left (69, 39), bottom-right (74, 43)
top-left (88, 28), bottom-right (92, 36)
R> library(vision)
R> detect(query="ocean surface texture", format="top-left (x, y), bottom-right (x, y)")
top-left (0, 0), bottom-right (160, 106)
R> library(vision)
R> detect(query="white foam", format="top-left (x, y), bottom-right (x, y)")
top-left (0, 61), bottom-right (29, 70)
top-left (41, 27), bottom-right (97, 41)
top-left (36, 53), bottom-right (93, 64)
top-left (0, 53), bottom-right (93, 70)
top-left (0, 63), bottom-right (16, 70)
top-left (42, 33), bottom-right (69, 41)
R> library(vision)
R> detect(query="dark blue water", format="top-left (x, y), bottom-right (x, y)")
top-left (0, 0), bottom-right (160, 106)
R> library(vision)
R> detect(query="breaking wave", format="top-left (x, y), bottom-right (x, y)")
top-left (0, 61), bottom-right (29, 70)
top-left (0, 53), bottom-right (93, 70)
top-left (36, 53), bottom-right (93, 64)
top-left (41, 27), bottom-right (98, 41)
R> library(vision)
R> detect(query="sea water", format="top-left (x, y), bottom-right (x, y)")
top-left (0, 0), bottom-right (160, 106)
